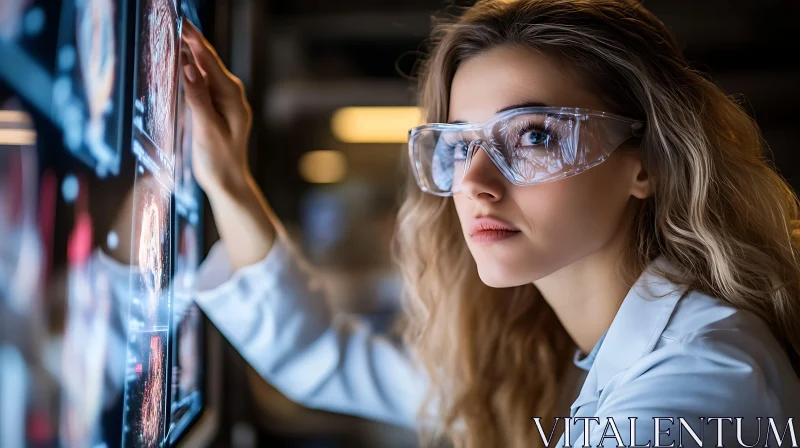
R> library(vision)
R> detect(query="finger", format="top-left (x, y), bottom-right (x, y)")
top-left (182, 20), bottom-right (215, 57)
top-left (180, 44), bottom-right (195, 67)
top-left (181, 21), bottom-right (250, 130)
top-left (181, 24), bottom-right (249, 129)
top-left (182, 58), bottom-right (225, 129)
top-left (181, 20), bottom-right (239, 94)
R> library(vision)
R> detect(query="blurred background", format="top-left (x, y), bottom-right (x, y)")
top-left (1, 0), bottom-right (798, 447)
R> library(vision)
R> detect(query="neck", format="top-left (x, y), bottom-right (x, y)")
top-left (533, 212), bottom-right (642, 355)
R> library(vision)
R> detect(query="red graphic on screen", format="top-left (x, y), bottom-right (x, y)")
top-left (137, 192), bottom-right (164, 324)
top-left (141, 335), bottom-right (165, 446)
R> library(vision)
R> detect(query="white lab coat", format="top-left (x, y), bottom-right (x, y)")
top-left (99, 236), bottom-right (800, 447)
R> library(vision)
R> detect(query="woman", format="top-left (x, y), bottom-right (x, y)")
top-left (176, 0), bottom-right (800, 446)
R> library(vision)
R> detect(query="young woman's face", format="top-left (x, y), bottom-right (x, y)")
top-left (449, 45), bottom-right (648, 287)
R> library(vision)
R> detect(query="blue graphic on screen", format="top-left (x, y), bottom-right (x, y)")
top-left (51, 0), bottom-right (127, 177)
top-left (0, 2), bottom-right (61, 120)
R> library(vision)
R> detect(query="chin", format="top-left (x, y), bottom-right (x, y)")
top-left (474, 256), bottom-right (562, 288)
top-left (475, 263), bottom-right (529, 288)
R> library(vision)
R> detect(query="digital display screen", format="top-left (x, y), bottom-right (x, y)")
top-left (132, 0), bottom-right (179, 171)
top-left (121, 4), bottom-right (181, 448)
top-left (123, 1), bottom-right (207, 445)
top-left (2, 0), bottom-right (208, 446)
top-left (0, 1), bottom-right (63, 119)
top-left (51, 0), bottom-right (127, 177)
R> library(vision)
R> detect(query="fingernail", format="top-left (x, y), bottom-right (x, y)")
top-left (181, 21), bottom-right (195, 39)
top-left (184, 63), bottom-right (197, 83)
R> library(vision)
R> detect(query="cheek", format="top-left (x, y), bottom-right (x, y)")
top-left (517, 157), bottom-right (632, 253)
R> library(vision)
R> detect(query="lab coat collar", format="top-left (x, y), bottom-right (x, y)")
top-left (569, 255), bottom-right (689, 411)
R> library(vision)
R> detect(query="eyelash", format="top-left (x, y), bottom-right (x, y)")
top-left (514, 120), bottom-right (551, 145)
top-left (444, 118), bottom-right (563, 160)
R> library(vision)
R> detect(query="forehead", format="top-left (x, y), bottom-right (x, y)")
top-left (448, 45), bottom-right (607, 123)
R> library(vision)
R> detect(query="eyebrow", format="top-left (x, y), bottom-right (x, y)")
top-left (448, 101), bottom-right (550, 124)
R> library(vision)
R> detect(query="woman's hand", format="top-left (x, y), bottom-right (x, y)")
top-left (180, 19), bottom-right (252, 197)
top-left (179, 21), bottom-right (280, 270)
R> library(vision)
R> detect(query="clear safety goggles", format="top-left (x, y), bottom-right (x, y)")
top-left (408, 106), bottom-right (645, 197)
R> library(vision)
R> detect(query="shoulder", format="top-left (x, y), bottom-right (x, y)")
top-left (663, 287), bottom-right (766, 339)
top-left (661, 288), bottom-right (791, 382)
top-left (608, 288), bottom-right (800, 417)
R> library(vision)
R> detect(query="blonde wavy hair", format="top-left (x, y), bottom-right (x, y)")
top-left (391, 0), bottom-right (800, 447)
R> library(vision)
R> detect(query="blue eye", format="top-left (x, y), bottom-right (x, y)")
top-left (431, 137), bottom-right (460, 191)
top-left (519, 129), bottom-right (548, 146)
top-left (453, 142), bottom-right (469, 160)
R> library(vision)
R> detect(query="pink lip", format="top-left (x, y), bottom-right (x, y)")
top-left (469, 216), bottom-right (521, 245)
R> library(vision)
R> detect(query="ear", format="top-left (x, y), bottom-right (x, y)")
top-left (629, 157), bottom-right (651, 200)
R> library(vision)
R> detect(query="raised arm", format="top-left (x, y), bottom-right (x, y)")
top-left (181, 20), bottom-right (278, 271)
top-left (176, 21), bottom-right (428, 429)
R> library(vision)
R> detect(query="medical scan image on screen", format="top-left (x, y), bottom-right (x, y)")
top-left (121, 163), bottom-right (174, 448)
top-left (123, 330), bottom-right (170, 448)
top-left (52, 0), bottom-right (125, 177)
top-left (133, 0), bottom-right (179, 167)
top-left (127, 168), bottom-right (173, 333)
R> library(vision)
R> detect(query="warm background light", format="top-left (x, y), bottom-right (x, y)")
top-left (0, 110), bottom-right (33, 125)
top-left (299, 150), bottom-right (348, 183)
top-left (0, 129), bottom-right (36, 145)
top-left (0, 110), bottom-right (35, 145)
top-left (331, 106), bottom-right (422, 143)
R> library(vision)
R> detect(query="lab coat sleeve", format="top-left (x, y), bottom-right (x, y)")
top-left (567, 330), bottom-right (785, 448)
top-left (193, 237), bottom-right (429, 429)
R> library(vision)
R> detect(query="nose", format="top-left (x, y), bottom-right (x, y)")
top-left (458, 144), bottom-right (505, 202)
